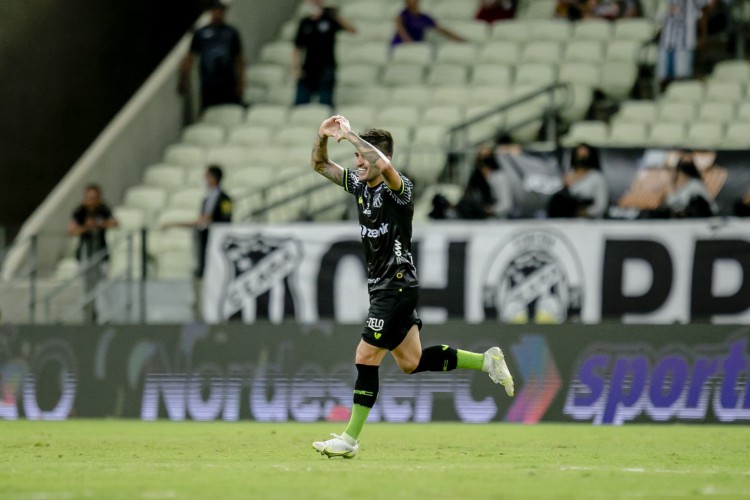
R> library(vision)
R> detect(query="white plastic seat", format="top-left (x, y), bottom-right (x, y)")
top-left (478, 41), bottom-right (521, 65)
top-left (663, 81), bottom-right (705, 103)
top-left (337, 85), bottom-right (391, 106)
top-left (613, 18), bottom-right (654, 42)
top-left (157, 208), bottom-right (197, 228)
top-left (163, 144), bottom-right (206, 168)
top-left (435, 44), bottom-right (479, 65)
top-left (228, 125), bottom-right (274, 146)
top-left (466, 86), bottom-right (514, 106)
top-left (143, 164), bottom-right (185, 191)
top-left (705, 81), bottom-right (745, 102)
top-left (229, 167), bottom-right (276, 189)
top-left (738, 102), bottom-right (750, 121)
top-left (519, 0), bottom-right (557, 19)
top-left (522, 41), bottom-right (564, 64)
top-left (514, 63), bottom-right (557, 87)
top-left (432, 86), bottom-right (471, 105)
top-left (339, 20), bottom-right (392, 42)
top-left (659, 102), bottom-right (696, 122)
top-left (182, 123), bottom-right (225, 147)
top-left (412, 126), bottom-right (449, 146)
top-left (156, 250), bottom-right (195, 280)
top-left (113, 206), bottom-right (146, 230)
top-left (574, 19), bottom-right (612, 41)
top-left (711, 60), bottom-right (750, 82)
top-left (697, 101), bottom-right (735, 123)
top-left (471, 64), bottom-right (514, 86)
top-left (407, 151), bottom-right (447, 184)
top-left (559, 62), bottom-right (600, 87)
top-left (390, 86), bottom-right (435, 108)
top-left (391, 43), bottom-right (433, 65)
top-left (599, 61), bottom-right (638, 100)
top-left (340, 0), bottom-right (391, 21)
top-left (264, 85), bottom-right (296, 105)
top-left (722, 122), bottom-right (750, 148)
top-left (616, 101), bottom-right (659, 123)
top-left (376, 106), bottom-right (421, 127)
top-left (685, 123), bottom-right (724, 149)
top-left (337, 41), bottom-right (389, 66)
top-left (337, 64), bottom-right (381, 86)
top-left (382, 63), bottom-right (425, 86)
top-left (564, 40), bottom-right (605, 63)
top-left (260, 41), bottom-right (295, 66)
top-left (169, 188), bottom-right (205, 211)
top-left (422, 105), bottom-right (464, 126)
top-left (246, 104), bottom-right (289, 127)
top-left (289, 103), bottom-right (332, 126)
top-left (606, 39), bottom-right (641, 62)
top-left (206, 145), bottom-right (251, 167)
top-left (490, 20), bottom-right (531, 42)
top-left (561, 121), bottom-right (608, 147)
top-left (607, 121), bottom-right (649, 146)
top-left (559, 84), bottom-right (594, 123)
top-left (124, 186), bottom-right (168, 221)
top-left (247, 147), bottom-right (287, 168)
top-left (647, 122), bottom-right (686, 147)
top-left (278, 19), bottom-right (298, 41)
top-left (275, 125), bottom-right (317, 146)
top-left (530, 20), bottom-right (571, 42)
top-left (434, 1), bottom-right (476, 21)
top-left (450, 20), bottom-right (491, 43)
top-left (245, 63), bottom-right (287, 87)
top-left (202, 104), bottom-right (245, 129)
top-left (334, 105), bottom-right (377, 128)
top-left (426, 64), bottom-right (468, 86)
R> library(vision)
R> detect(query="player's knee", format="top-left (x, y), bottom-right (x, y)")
top-left (399, 357), bottom-right (420, 374)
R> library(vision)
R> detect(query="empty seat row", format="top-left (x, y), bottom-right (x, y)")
top-left (662, 79), bottom-right (750, 104)
top-left (614, 99), bottom-right (750, 124)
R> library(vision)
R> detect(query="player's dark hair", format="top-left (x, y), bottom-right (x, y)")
top-left (361, 128), bottom-right (393, 158)
top-left (206, 165), bottom-right (223, 184)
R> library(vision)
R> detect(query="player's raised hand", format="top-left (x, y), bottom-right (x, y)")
top-left (334, 116), bottom-right (352, 142)
top-left (318, 116), bottom-right (342, 140)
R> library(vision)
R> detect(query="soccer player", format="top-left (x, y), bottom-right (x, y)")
top-left (310, 116), bottom-right (515, 458)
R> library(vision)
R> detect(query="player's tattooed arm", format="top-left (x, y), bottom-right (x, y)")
top-left (311, 117), bottom-right (345, 185)
top-left (335, 116), bottom-right (403, 192)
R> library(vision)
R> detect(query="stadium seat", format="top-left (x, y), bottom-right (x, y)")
top-left (376, 106), bottom-right (421, 127)
top-left (599, 61), bottom-right (638, 100)
top-left (559, 84), bottom-right (594, 123)
top-left (407, 151), bottom-right (447, 184)
top-left (282, 146), bottom-right (314, 167)
top-left (340, 0), bottom-right (392, 21)
top-left (264, 85), bottom-right (296, 105)
top-left (184, 166), bottom-right (208, 187)
top-left (168, 188), bottom-right (204, 211)
top-left (705, 81), bottom-right (745, 102)
top-left (605, 39), bottom-right (642, 62)
top-left (334, 105), bottom-right (377, 128)
top-left (435, 44), bottom-right (479, 65)
top-left (616, 100), bottom-right (659, 123)
top-left (426, 64), bottom-right (468, 86)
top-left (697, 101), bottom-right (735, 123)
top-left (738, 102), bottom-right (750, 121)
top-left (382, 63), bottom-right (425, 86)
top-left (722, 122), bottom-right (750, 148)
top-left (711, 60), bottom-right (750, 82)
top-left (391, 43), bottom-right (433, 65)
top-left (564, 40), bottom-right (605, 63)
top-left (514, 63), bottom-right (557, 87)
top-left (202, 104), bottom-right (245, 129)
top-left (337, 41), bottom-right (389, 65)
top-left (229, 167), bottom-right (276, 189)
top-left (422, 105), bottom-right (464, 126)
top-left (471, 64), bottom-right (514, 86)
top-left (245, 64), bottom-right (287, 88)
top-left (613, 18), bottom-right (655, 41)
top-left (246, 104), bottom-right (289, 127)
top-left (659, 102), bottom-right (696, 122)
top-left (143, 164), bottom-right (185, 192)
top-left (288, 104), bottom-right (332, 126)
top-left (390, 86), bottom-right (436, 108)
top-left (450, 20), bottom-right (491, 43)
top-left (156, 250), bottom-right (195, 280)
top-left (490, 20), bottom-right (531, 42)
top-left (434, 1), bottom-right (476, 21)
top-left (123, 186), bottom-right (168, 221)
top-left (206, 145), bottom-right (251, 167)
top-left (113, 206), bottom-right (146, 230)
top-left (518, 0), bottom-right (557, 19)
top-left (559, 62), bottom-right (600, 87)
top-left (339, 20), bottom-right (392, 42)
top-left (432, 85), bottom-right (472, 105)
top-left (522, 41), bottom-right (564, 64)
top-left (647, 122), bottom-right (686, 147)
top-left (182, 123), bottom-right (225, 147)
top-left (685, 123), bottom-right (724, 149)
top-left (228, 125), bottom-right (274, 146)
top-left (337, 85), bottom-right (391, 106)
top-left (53, 258), bottom-right (80, 281)
top-left (412, 125), bottom-right (450, 146)
top-left (275, 125), bottom-right (317, 146)
top-left (529, 19), bottom-right (571, 42)
top-left (574, 19), bottom-right (612, 41)
top-left (662, 81), bottom-right (705, 103)
top-left (561, 121), bottom-right (608, 147)
top-left (607, 121), bottom-right (649, 146)
top-left (163, 144), bottom-right (206, 168)
top-left (278, 19), bottom-right (298, 41)
top-left (337, 64), bottom-right (381, 86)
top-left (478, 41), bottom-right (521, 65)
top-left (260, 41), bottom-right (295, 66)
top-left (157, 208), bottom-right (197, 228)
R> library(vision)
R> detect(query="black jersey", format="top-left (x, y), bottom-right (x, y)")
top-left (341, 169), bottom-right (419, 293)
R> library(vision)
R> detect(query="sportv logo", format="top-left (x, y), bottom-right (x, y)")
top-left (564, 337), bottom-right (750, 425)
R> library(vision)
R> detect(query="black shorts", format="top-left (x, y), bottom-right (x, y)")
top-left (361, 287), bottom-right (422, 351)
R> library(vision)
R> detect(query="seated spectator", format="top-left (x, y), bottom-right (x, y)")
top-left (476, 0), bottom-right (517, 23)
top-left (663, 156), bottom-right (718, 217)
top-left (547, 143), bottom-right (609, 218)
top-left (392, 0), bottom-right (465, 45)
top-left (68, 184), bottom-right (119, 262)
top-left (456, 148), bottom-right (513, 219)
top-left (557, 0), bottom-right (641, 20)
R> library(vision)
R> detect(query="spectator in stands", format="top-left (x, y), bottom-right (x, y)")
top-left (556, 0), bottom-right (642, 20)
top-left (164, 166), bottom-right (232, 278)
top-left (68, 184), bottom-right (119, 263)
top-left (656, 0), bottom-right (714, 88)
top-left (547, 143), bottom-right (609, 218)
top-left (180, 1), bottom-right (245, 111)
top-left (663, 156), bottom-right (717, 217)
top-left (456, 147), bottom-right (513, 219)
top-left (392, 0), bottom-right (465, 45)
top-left (475, 0), bottom-right (517, 23)
top-left (293, 0), bottom-right (356, 107)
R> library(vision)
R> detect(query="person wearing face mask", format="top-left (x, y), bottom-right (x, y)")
top-left (663, 156), bottom-right (717, 217)
top-left (547, 143), bottom-right (609, 218)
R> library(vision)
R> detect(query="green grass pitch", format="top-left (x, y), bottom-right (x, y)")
top-left (2, 421), bottom-right (749, 499)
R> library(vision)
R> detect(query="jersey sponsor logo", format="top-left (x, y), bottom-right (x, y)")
top-left (393, 239), bottom-right (413, 265)
top-left (482, 230), bottom-right (584, 324)
top-left (367, 317), bottom-right (384, 332)
top-left (367, 277), bottom-right (381, 285)
top-left (360, 223), bottom-right (389, 239)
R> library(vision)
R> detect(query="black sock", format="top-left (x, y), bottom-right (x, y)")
top-left (411, 345), bottom-right (458, 373)
top-left (353, 364), bottom-right (379, 408)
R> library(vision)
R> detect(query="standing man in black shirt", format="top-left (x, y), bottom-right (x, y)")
top-left (68, 184), bottom-right (119, 263)
top-left (293, 0), bottom-right (356, 107)
top-left (310, 116), bottom-right (515, 459)
top-left (181, 0), bottom-right (245, 111)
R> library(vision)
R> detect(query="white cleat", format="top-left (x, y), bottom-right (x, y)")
top-left (312, 433), bottom-right (358, 459)
top-left (483, 347), bottom-right (515, 397)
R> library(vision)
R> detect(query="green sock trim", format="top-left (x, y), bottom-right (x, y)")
top-left (344, 404), bottom-right (371, 440)
top-left (456, 349), bottom-right (484, 371)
